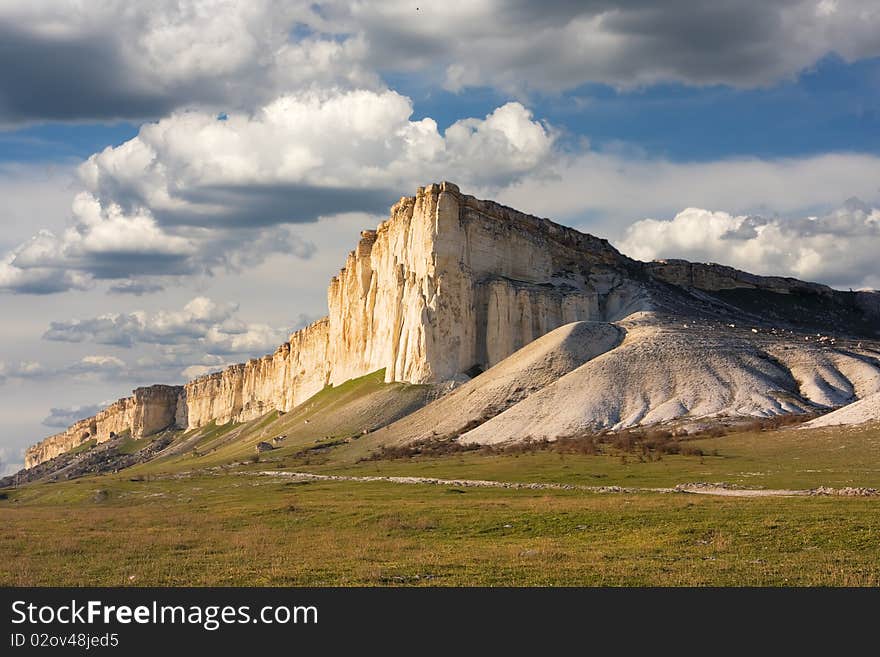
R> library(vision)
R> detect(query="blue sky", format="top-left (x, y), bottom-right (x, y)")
top-left (400, 54), bottom-right (880, 161)
top-left (2, 1), bottom-right (880, 474)
top-left (0, 122), bottom-right (138, 163)
top-left (5, 54), bottom-right (879, 167)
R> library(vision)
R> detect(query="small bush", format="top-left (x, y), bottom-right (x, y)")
top-left (737, 412), bottom-right (820, 432)
top-left (362, 411), bottom-right (820, 462)
top-left (292, 438), bottom-right (348, 458)
top-left (678, 444), bottom-right (705, 457)
top-left (362, 437), bottom-right (482, 461)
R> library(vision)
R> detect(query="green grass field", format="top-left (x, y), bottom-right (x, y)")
top-left (310, 423), bottom-right (880, 491)
top-left (3, 373), bottom-right (879, 586)
top-left (2, 470), bottom-right (878, 586)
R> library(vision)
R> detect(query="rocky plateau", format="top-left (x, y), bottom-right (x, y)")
top-left (19, 181), bottom-right (880, 474)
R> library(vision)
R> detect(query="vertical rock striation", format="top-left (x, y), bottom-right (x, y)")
top-left (24, 181), bottom-right (880, 468)
top-left (28, 181), bottom-right (643, 467)
top-left (24, 385), bottom-right (182, 468)
top-left (179, 182), bottom-right (642, 428)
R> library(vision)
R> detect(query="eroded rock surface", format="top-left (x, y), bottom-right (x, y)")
top-left (25, 386), bottom-right (181, 468)
top-left (23, 181), bottom-right (880, 468)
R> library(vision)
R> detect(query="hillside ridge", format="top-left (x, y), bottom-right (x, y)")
top-left (24, 181), bottom-right (880, 468)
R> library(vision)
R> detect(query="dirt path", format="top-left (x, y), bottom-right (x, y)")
top-left (257, 471), bottom-right (878, 498)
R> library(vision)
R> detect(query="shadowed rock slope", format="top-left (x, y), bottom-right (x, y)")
top-left (459, 314), bottom-right (880, 444)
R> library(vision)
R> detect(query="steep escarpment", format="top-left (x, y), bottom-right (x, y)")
top-left (646, 259), bottom-right (880, 334)
top-left (24, 385), bottom-right (181, 468)
top-left (25, 182), bottom-right (644, 467)
top-left (23, 181), bottom-right (880, 469)
top-left (181, 183), bottom-right (644, 430)
top-left (318, 183), bottom-right (650, 386)
top-left (182, 318), bottom-right (331, 428)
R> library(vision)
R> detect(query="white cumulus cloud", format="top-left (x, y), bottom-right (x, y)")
top-left (78, 91), bottom-right (551, 214)
top-left (0, 92), bottom-right (552, 294)
top-left (3, 1), bottom-right (880, 126)
top-left (617, 199), bottom-right (880, 289)
top-left (43, 296), bottom-right (288, 355)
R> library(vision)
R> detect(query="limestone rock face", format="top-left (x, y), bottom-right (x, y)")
top-left (23, 181), bottom-right (880, 469)
top-left (322, 182), bottom-right (648, 385)
top-left (93, 397), bottom-right (134, 442)
top-left (178, 181), bottom-right (650, 435)
top-left (181, 318), bottom-right (331, 429)
top-left (644, 259), bottom-right (834, 295)
top-left (25, 418), bottom-right (95, 469)
top-left (24, 385), bottom-right (181, 468)
top-left (131, 385), bottom-right (183, 437)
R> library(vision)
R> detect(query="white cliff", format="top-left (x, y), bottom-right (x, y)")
top-left (25, 385), bottom-right (181, 468)
top-left (24, 181), bottom-right (880, 468)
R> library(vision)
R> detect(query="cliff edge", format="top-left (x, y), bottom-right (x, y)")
top-left (24, 182), bottom-right (880, 468)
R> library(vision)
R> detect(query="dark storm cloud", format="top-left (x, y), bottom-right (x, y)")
top-left (0, 221), bottom-right (317, 294)
top-left (70, 251), bottom-right (194, 280)
top-left (346, 0), bottom-right (880, 92)
top-left (0, 23), bottom-right (175, 124)
top-left (597, 2), bottom-right (787, 84)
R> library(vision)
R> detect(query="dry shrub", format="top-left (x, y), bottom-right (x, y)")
top-left (363, 411), bottom-right (819, 462)
top-left (362, 437), bottom-right (482, 461)
top-left (737, 412), bottom-right (821, 432)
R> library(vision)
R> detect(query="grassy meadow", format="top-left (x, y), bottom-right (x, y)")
top-left (2, 372), bottom-right (879, 586)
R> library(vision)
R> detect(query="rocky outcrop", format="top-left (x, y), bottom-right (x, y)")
top-left (32, 181), bottom-right (641, 465)
top-left (325, 182), bottom-right (647, 384)
top-left (24, 181), bottom-right (880, 468)
top-left (132, 385), bottom-right (183, 437)
top-left (644, 259), bottom-right (834, 295)
top-left (181, 318), bottom-right (330, 429)
top-left (25, 418), bottom-right (96, 470)
top-left (24, 385), bottom-right (182, 468)
top-left (645, 258), bottom-right (880, 334)
top-left (645, 259), bottom-right (880, 320)
top-left (181, 182), bottom-right (645, 429)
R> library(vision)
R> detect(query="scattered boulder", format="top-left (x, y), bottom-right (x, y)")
top-left (810, 486), bottom-right (879, 496)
